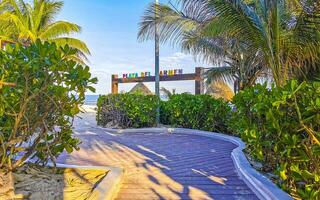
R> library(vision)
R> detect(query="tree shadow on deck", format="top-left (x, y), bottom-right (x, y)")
top-left (57, 128), bottom-right (258, 200)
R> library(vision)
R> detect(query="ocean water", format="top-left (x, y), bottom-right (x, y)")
top-left (84, 95), bottom-right (100, 105)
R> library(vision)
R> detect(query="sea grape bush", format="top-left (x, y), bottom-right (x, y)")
top-left (0, 41), bottom-right (97, 171)
top-left (97, 94), bottom-right (158, 128)
top-left (161, 94), bottom-right (231, 133)
top-left (230, 81), bottom-right (320, 199)
top-left (97, 93), bottom-right (231, 132)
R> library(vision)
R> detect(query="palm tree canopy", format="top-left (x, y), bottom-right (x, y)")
top-left (204, 0), bottom-right (320, 85)
top-left (138, 0), bottom-right (320, 87)
top-left (138, 0), bottom-right (267, 92)
top-left (0, 0), bottom-right (90, 60)
top-left (138, 0), bottom-right (221, 64)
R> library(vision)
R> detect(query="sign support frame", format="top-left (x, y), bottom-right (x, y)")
top-left (111, 67), bottom-right (204, 95)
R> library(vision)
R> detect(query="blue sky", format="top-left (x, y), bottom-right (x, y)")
top-left (58, 0), bottom-right (209, 94)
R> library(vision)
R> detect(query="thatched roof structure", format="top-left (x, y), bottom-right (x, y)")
top-left (129, 82), bottom-right (153, 95)
top-left (206, 81), bottom-right (234, 101)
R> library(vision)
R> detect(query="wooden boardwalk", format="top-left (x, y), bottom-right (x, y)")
top-left (57, 112), bottom-right (258, 200)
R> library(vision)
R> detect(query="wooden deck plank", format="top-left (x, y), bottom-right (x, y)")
top-left (57, 113), bottom-right (259, 200)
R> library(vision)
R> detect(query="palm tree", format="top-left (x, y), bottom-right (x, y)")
top-left (138, 0), bottom-right (267, 92)
top-left (0, 0), bottom-right (89, 62)
top-left (204, 40), bottom-right (270, 93)
top-left (138, 0), bottom-right (320, 88)
top-left (203, 0), bottom-right (320, 86)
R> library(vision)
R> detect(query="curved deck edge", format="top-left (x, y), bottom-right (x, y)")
top-left (101, 126), bottom-right (293, 200)
top-left (170, 128), bottom-right (293, 200)
top-left (50, 163), bottom-right (124, 200)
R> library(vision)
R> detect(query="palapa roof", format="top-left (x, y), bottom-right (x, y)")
top-left (206, 81), bottom-right (234, 101)
top-left (129, 82), bottom-right (153, 95)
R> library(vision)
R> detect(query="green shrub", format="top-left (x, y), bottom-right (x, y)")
top-left (161, 94), bottom-right (231, 133)
top-left (0, 41), bottom-right (97, 171)
top-left (97, 94), bottom-right (158, 128)
top-left (230, 81), bottom-right (320, 199)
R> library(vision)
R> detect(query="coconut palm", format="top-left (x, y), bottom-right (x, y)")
top-left (203, 39), bottom-right (271, 93)
top-left (203, 0), bottom-right (320, 86)
top-left (0, 0), bottom-right (89, 61)
top-left (206, 54), bottom-right (269, 93)
top-left (138, 0), bottom-right (267, 91)
top-left (138, 0), bottom-right (320, 87)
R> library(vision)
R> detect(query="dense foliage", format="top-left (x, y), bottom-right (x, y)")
top-left (161, 94), bottom-right (231, 133)
top-left (230, 81), bottom-right (320, 199)
top-left (0, 41), bottom-right (97, 171)
top-left (97, 94), bottom-right (158, 128)
top-left (97, 93), bottom-right (230, 132)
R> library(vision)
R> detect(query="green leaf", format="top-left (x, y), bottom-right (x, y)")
top-left (65, 145), bottom-right (73, 154)
top-left (70, 106), bottom-right (80, 115)
top-left (87, 86), bottom-right (96, 93)
top-left (301, 170), bottom-right (314, 180)
top-left (280, 169), bottom-right (287, 180)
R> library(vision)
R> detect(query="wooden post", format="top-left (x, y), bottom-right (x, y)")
top-left (195, 67), bottom-right (204, 95)
top-left (112, 74), bottom-right (119, 94)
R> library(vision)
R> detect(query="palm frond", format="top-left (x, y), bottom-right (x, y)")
top-left (138, 1), bottom-right (212, 46)
top-left (205, 66), bottom-right (235, 84)
top-left (0, 11), bottom-right (32, 40)
top-left (49, 37), bottom-right (90, 55)
top-left (63, 54), bottom-right (88, 66)
top-left (0, 0), bottom-right (89, 63)
top-left (205, 0), bottom-right (266, 49)
top-left (39, 21), bottom-right (81, 39)
top-left (181, 32), bottom-right (232, 65)
top-left (0, 0), bottom-right (11, 12)
top-left (36, 0), bottom-right (63, 26)
top-left (32, 0), bottom-right (45, 33)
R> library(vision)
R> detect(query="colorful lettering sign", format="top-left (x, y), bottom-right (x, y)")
top-left (121, 69), bottom-right (183, 79)
top-left (160, 69), bottom-right (183, 76)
